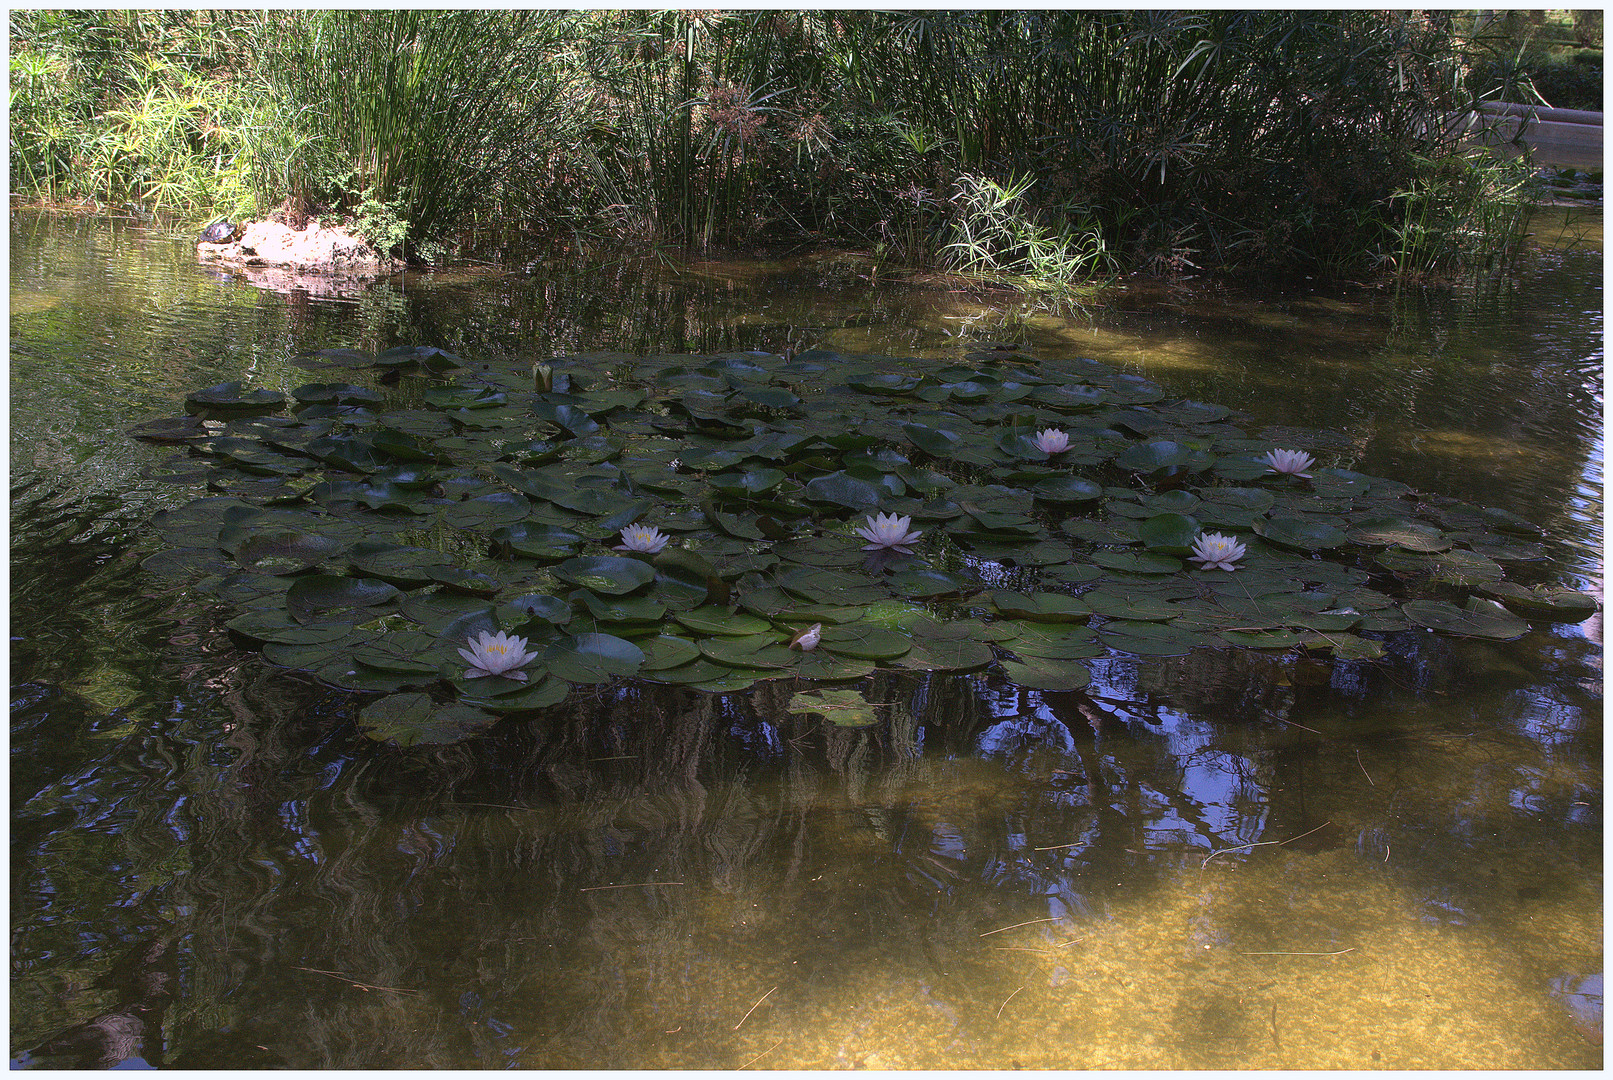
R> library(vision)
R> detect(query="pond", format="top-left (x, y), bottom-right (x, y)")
top-left (10, 206), bottom-right (1602, 1069)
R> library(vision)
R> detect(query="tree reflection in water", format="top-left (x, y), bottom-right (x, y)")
top-left (14, 620), bottom-right (1597, 1069)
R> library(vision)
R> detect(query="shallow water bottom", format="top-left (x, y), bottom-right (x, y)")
top-left (316, 849), bottom-right (1597, 1071)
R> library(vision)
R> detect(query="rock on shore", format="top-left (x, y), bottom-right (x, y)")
top-left (197, 219), bottom-right (402, 273)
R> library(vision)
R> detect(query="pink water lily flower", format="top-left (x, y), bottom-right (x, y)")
top-left (615, 524), bottom-right (669, 553)
top-left (1262, 448), bottom-right (1315, 477)
top-left (1188, 532), bottom-right (1247, 572)
top-left (854, 512), bottom-right (923, 553)
top-left (1033, 428), bottom-right (1070, 454)
top-left (459, 630), bottom-right (537, 681)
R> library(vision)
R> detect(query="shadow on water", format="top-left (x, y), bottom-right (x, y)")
top-left (9, 207), bottom-right (1602, 1068)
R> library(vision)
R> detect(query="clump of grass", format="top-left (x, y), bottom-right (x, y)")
top-left (939, 174), bottom-right (1113, 291)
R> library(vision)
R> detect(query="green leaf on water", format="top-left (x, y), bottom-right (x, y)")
top-left (787, 687), bottom-right (880, 726)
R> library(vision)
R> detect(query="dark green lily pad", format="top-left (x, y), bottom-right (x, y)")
top-left (818, 624), bottom-right (913, 660)
top-left (553, 556), bottom-right (656, 595)
top-left (1402, 598), bottom-right (1530, 640)
top-left (1255, 517), bottom-right (1347, 551)
top-left (803, 472), bottom-right (886, 509)
top-left (699, 635), bottom-right (797, 669)
top-left (895, 637), bottom-right (996, 672)
top-left (186, 381), bottom-right (287, 414)
top-left (1478, 582), bottom-right (1600, 622)
top-left (639, 635), bottom-right (703, 671)
top-left (543, 632), bottom-right (646, 682)
top-left (1115, 440), bottom-right (1192, 473)
top-left (285, 575), bottom-right (401, 623)
top-left (1091, 550), bottom-right (1183, 574)
top-left (991, 591), bottom-right (1088, 622)
top-left (1346, 517), bottom-right (1451, 552)
top-left (999, 657), bottom-right (1092, 691)
top-left (1032, 475), bottom-right (1104, 503)
top-left (674, 606), bottom-right (775, 636)
top-left (1100, 620), bottom-right (1200, 656)
top-left (460, 677), bottom-right (569, 712)
top-left (1135, 513), bottom-right (1202, 554)
top-left (235, 530), bottom-right (347, 574)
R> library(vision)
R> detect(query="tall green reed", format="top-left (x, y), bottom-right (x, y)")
top-left (251, 10), bottom-right (575, 256)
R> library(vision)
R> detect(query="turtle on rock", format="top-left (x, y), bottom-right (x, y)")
top-left (197, 218), bottom-right (242, 244)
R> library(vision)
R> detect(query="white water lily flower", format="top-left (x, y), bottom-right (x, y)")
top-left (1188, 531), bottom-right (1247, 572)
top-left (615, 524), bottom-right (669, 553)
top-left (855, 512), bottom-right (923, 553)
top-left (1262, 448), bottom-right (1315, 477)
top-left (1033, 428), bottom-right (1070, 455)
top-left (458, 630), bottom-right (536, 681)
top-left (788, 623), bottom-right (822, 651)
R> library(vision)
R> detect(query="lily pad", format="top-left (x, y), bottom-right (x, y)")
top-left (1402, 598), bottom-right (1530, 640)
top-left (991, 591), bottom-right (1089, 622)
top-left (542, 632), bottom-right (647, 682)
top-left (1135, 513), bottom-right (1202, 554)
top-left (1346, 517), bottom-right (1451, 552)
top-left (787, 687), bottom-right (880, 727)
top-left (1255, 517), bottom-right (1347, 551)
top-left (235, 530), bottom-right (347, 574)
top-left (553, 556), bottom-right (656, 595)
top-left (999, 657), bottom-right (1092, 691)
top-left (674, 606), bottom-right (775, 636)
top-left (1478, 582), bottom-right (1600, 622)
top-left (285, 575), bottom-right (401, 623)
top-left (186, 381), bottom-right (286, 414)
top-left (356, 693), bottom-right (497, 747)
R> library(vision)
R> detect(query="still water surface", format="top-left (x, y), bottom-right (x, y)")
top-left (10, 208), bottom-right (1602, 1068)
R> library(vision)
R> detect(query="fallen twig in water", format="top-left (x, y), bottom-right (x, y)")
top-left (1357, 749), bottom-right (1375, 787)
top-left (979, 917), bottom-right (1060, 937)
top-left (997, 985), bottom-right (1025, 1019)
top-left (1032, 841), bottom-right (1084, 851)
top-left (1238, 948), bottom-right (1357, 957)
top-left (293, 966), bottom-right (418, 994)
top-left (739, 1040), bottom-right (782, 1070)
top-left (578, 881), bottom-right (684, 891)
top-left (734, 986), bottom-right (776, 1031)
top-left (1202, 821), bottom-right (1331, 868)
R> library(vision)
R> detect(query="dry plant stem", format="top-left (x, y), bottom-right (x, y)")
top-left (1238, 948), bottom-right (1357, 956)
top-left (733, 986), bottom-right (776, 1030)
top-left (739, 1040), bottom-right (782, 1070)
top-left (979, 917), bottom-right (1061, 937)
top-left (578, 881), bottom-right (684, 891)
top-left (1357, 749), bottom-right (1376, 786)
top-left (293, 966), bottom-right (419, 994)
top-left (997, 985), bottom-right (1025, 1019)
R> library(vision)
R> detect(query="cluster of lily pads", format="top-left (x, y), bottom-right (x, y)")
top-left (132, 343), bottom-right (1597, 746)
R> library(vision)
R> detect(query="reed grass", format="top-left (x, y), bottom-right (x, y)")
top-left (10, 9), bottom-right (1540, 284)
